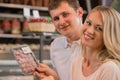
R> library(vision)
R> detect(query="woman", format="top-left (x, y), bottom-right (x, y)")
top-left (72, 6), bottom-right (120, 80)
top-left (36, 5), bottom-right (120, 80)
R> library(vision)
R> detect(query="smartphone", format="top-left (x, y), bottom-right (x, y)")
top-left (11, 45), bottom-right (39, 75)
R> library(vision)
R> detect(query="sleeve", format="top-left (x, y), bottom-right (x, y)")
top-left (99, 61), bottom-right (120, 80)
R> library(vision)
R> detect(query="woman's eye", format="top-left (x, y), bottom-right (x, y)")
top-left (95, 26), bottom-right (103, 31)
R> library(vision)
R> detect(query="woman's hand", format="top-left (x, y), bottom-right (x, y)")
top-left (33, 63), bottom-right (59, 80)
top-left (41, 76), bottom-right (54, 80)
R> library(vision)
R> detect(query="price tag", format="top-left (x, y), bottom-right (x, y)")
top-left (21, 46), bottom-right (32, 54)
top-left (23, 8), bottom-right (30, 18)
top-left (32, 10), bottom-right (40, 18)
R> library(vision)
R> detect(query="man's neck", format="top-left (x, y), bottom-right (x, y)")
top-left (67, 35), bottom-right (80, 43)
top-left (67, 26), bottom-right (82, 43)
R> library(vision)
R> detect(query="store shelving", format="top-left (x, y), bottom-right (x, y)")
top-left (0, 3), bottom-right (48, 11)
top-left (0, 3), bottom-right (54, 79)
top-left (0, 3), bottom-right (49, 21)
top-left (0, 33), bottom-right (58, 39)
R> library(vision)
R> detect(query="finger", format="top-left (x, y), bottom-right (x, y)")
top-left (35, 66), bottom-right (47, 73)
top-left (35, 65), bottom-right (50, 73)
top-left (39, 63), bottom-right (49, 68)
top-left (34, 72), bottom-right (47, 79)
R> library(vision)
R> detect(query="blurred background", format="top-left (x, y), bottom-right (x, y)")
top-left (0, 0), bottom-right (119, 80)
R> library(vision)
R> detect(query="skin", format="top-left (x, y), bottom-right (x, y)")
top-left (50, 1), bottom-right (83, 43)
top-left (81, 11), bottom-right (104, 76)
top-left (34, 1), bottom-right (83, 80)
top-left (38, 9), bottom-right (105, 80)
top-left (38, 6), bottom-right (120, 80)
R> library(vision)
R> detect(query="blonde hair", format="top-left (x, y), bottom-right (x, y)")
top-left (95, 6), bottom-right (120, 62)
top-left (83, 6), bottom-right (120, 63)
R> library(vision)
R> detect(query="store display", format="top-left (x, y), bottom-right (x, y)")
top-left (36, 0), bottom-right (43, 7)
top-left (28, 18), bottom-right (55, 32)
top-left (11, 18), bottom-right (21, 34)
top-left (22, 18), bottom-right (29, 33)
top-left (0, 1), bottom-right (53, 79)
top-left (11, 45), bottom-right (39, 75)
top-left (31, 0), bottom-right (36, 6)
top-left (10, 0), bottom-right (21, 4)
top-left (43, 0), bottom-right (49, 7)
top-left (2, 18), bottom-right (11, 34)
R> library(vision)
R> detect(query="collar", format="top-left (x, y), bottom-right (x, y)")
top-left (64, 38), bottom-right (81, 49)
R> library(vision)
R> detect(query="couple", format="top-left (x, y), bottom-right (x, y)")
top-left (34, 0), bottom-right (120, 80)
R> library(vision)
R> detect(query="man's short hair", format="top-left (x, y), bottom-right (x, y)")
top-left (48, 0), bottom-right (80, 11)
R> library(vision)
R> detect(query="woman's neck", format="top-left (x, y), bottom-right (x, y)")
top-left (84, 48), bottom-right (100, 66)
top-left (82, 47), bottom-right (104, 76)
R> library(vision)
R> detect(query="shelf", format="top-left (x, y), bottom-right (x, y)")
top-left (0, 3), bottom-right (48, 11)
top-left (0, 3), bottom-right (49, 20)
top-left (0, 34), bottom-right (40, 39)
top-left (0, 13), bottom-right (23, 20)
top-left (0, 60), bottom-right (51, 66)
top-left (0, 33), bottom-right (59, 39)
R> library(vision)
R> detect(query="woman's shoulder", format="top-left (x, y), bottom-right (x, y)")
top-left (101, 60), bottom-right (120, 75)
top-left (84, 60), bottom-right (120, 80)
top-left (102, 60), bottom-right (119, 70)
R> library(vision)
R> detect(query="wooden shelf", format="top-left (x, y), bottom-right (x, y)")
top-left (0, 33), bottom-right (59, 39)
top-left (0, 13), bottom-right (23, 20)
top-left (0, 3), bottom-right (48, 11)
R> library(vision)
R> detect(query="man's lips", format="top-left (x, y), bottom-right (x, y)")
top-left (59, 25), bottom-right (69, 30)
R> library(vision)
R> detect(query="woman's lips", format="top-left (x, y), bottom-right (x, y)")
top-left (84, 33), bottom-right (94, 41)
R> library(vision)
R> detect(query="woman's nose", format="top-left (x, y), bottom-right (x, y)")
top-left (87, 26), bottom-right (95, 34)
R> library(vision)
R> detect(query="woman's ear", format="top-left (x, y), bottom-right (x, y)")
top-left (77, 7), bottom-right (83, 17)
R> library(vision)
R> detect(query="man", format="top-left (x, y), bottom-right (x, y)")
top-left (34, 0), bottom-right (83, 80)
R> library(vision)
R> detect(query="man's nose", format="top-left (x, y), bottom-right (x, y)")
top-left (59, 17), bottom-right (65, 25)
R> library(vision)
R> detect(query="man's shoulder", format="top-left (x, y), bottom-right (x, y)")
top-left (50, 36), bottom-right (67, 47)
top-left (52, 36), bottom-right (67, 43)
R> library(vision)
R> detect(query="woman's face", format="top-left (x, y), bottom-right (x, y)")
top-left (82, 11), bottom-right (104, 50)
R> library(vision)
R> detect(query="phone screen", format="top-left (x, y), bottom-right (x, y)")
top-left (12, 45), bottom-right (39, 75)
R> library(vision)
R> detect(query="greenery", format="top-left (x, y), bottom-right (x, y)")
top-left (111, 0), bottom-right (120, 12)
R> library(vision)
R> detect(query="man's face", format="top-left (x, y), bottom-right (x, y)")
top-left (50, 2), bottom-right (82, 36)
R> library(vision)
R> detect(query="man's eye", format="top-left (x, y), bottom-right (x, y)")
top-left (62, 13), bottom-right (69, 17)
top-left (53, 17), bottom-right (59, 21)
top-left (86, 21), bottom-right (91, 26)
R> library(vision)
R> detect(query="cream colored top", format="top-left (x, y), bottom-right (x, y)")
top-left (71, 54), bottom-right (120, 80)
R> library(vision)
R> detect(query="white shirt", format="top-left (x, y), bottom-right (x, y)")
top-left (72, 54), bottom-right (120, 80)
top-left (50, 36), bottom-right (81, 80)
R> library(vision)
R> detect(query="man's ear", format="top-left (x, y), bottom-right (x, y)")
top-left (77, 7), bottom-right (83, 17)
